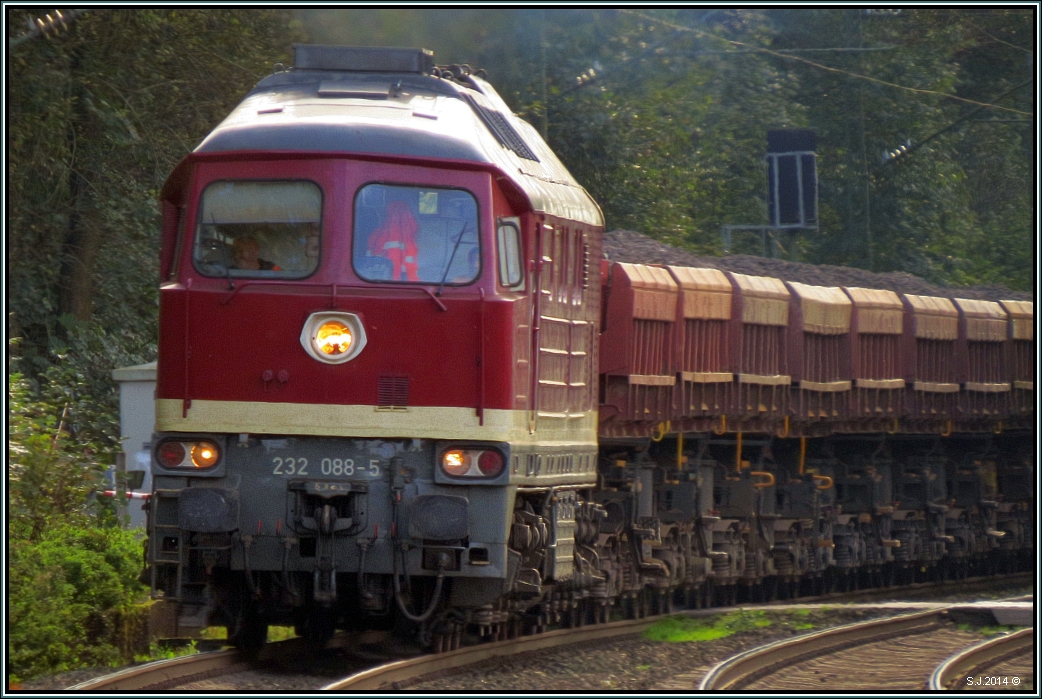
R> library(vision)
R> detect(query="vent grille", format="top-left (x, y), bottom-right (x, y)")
top-left (464, 96), bottom-right (540, 161)
top-left (378, 375), bottom-right (410, 408)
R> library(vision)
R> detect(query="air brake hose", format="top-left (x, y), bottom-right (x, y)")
top-left (390, 485), bottom-right (446, 623)
top-left (392, 559), bottom-right (445, 623)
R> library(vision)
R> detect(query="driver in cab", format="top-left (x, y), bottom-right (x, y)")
top-left (367, 201), bottom-right (420, 281)
top-left (231, 237), bottom-right (281, 271)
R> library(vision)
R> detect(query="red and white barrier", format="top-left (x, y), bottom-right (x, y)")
top-left (101, 490), bottom-right (151, 500)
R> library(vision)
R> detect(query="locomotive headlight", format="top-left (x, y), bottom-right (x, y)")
top-left (316, 320), bottom-right (353, 355)
top-left (443, 450), bottom-right (471, 476)
top-left (191, 443), bottom-right (220, 468)
top-left (301, 312), bottom-right (367, 364)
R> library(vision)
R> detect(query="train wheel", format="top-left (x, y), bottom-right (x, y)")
top-left (764, 576), bottom-right (778, 601)
top-left (300, 607), bottom-right (335, 648)
top-left (231, 603), bottom-right (268, 656)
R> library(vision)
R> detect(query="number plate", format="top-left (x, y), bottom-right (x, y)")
top-left (270, 455), bottom-right (382, 479)
top-left (287, 481), bottom-right (367, 495)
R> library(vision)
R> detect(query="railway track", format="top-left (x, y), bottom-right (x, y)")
top-left (698, 607), bottom-right (1029, 691)
top-left (323, 574), bottom-right (1030, 691)
top-left (67, 573), bottom-right (1030, 691)
top-left (65, 632), bottom-right (389, 691)
top-left (929, 628), bottom-right (1034, 691)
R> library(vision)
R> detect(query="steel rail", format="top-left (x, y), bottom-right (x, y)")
top-left (321, 615), bottom-right (664, 690)
top-left (68, 635), bottom-right (322, 691)
top-left (698, 608), bottom-right (947, 690)
top-left (927, 627), bottom-right (1033, 691)
top-left (67, 648), bottom-right (242, 691)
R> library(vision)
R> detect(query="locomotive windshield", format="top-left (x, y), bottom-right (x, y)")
top-left (193, 181), bottom-right (322, 279)
top-left (353, 184), bottom-right (479, 285)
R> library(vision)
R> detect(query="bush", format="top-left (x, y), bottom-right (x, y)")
top-left (7, 525), bottom-right (148, 682)
top-left (8, 362), bottom-right (117, 540)
top-left (9, 342), bottom-right (150, 682)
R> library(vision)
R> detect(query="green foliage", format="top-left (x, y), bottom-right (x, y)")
top-left (7, 525), bottom-right (148, 682)
top-left (8, 8), bottom-right (300, 375)
top-left (8, 10), bottom-right (300, 682)
top-left (301, 9), bottom-right (1032, 288)
top-left (135, 639), bottom-right (198, 663)
top-left (8, 365), bottom-right (114, 541)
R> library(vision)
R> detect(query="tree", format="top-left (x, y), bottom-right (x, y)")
top-left (8, 9), bottom-right (301, 373)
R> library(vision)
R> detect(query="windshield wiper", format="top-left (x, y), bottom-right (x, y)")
top-left (436, 223), bottom-right (468, 297)
top-left (215, 263), bottom-right (235, 290)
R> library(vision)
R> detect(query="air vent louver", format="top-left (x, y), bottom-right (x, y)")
top-left (463, 96), bottom-right (540, 162)
top-left (378, 375), bottom-right (410, 408)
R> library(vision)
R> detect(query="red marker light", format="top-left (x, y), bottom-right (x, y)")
top-left (157, 441), bottom-right (186, 468)
top-left (478, 450), bottom-right (505, 476)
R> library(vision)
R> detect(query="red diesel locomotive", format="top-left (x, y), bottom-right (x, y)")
top-left (146, 45), bottom-right (1033, 651)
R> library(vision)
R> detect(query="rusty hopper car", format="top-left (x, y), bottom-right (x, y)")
top-left (145, 45), bottom-right (1033, 652)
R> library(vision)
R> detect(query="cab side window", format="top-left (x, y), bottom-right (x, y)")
top-left (497, 218), bottom-right (523, 288)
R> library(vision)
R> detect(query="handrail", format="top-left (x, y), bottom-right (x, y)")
top-left (735, 431), bottom-right (743, 472)
top-left (750, 471), bottom-right (775, 488)
top-left (812, 475), bottom-right (834, 491)
top-left (220, 279), bottom-right (448, 311)
top-left (651, 421), bottom-right (671, 442)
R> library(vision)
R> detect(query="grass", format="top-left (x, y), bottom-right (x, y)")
top-left (955, 623), bottom-right (1027, 637)
top-left (134, 640), bottom-right (198, 663)
top-left (642, 609), bottom-right (836, 643)
top-left (198, 625), bottom-right (297, 643)
top-left (267, 626), bottom-right (297, 642)
top-left (643, 610), bottom-right (776, 643)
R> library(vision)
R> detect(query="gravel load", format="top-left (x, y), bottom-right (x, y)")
top-left (603, 229), bottom-right (1033, 302)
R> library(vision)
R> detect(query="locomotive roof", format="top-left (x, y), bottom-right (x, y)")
top-left (193, 46), bottom-right (603, 227)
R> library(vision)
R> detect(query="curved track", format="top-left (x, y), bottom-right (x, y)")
top-left (929, 628), bottom-right (1034, 691)
top-left (324, 574), bottom-right (1029, 691)
top-left (322, 616), bottom-right (663, 690)
top-left (67, 634), bottom-right (358, 691)
top-left (68, 573), bottom-right (1030, 691)
top-left (697, 608), bottom-right (1020, 691)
